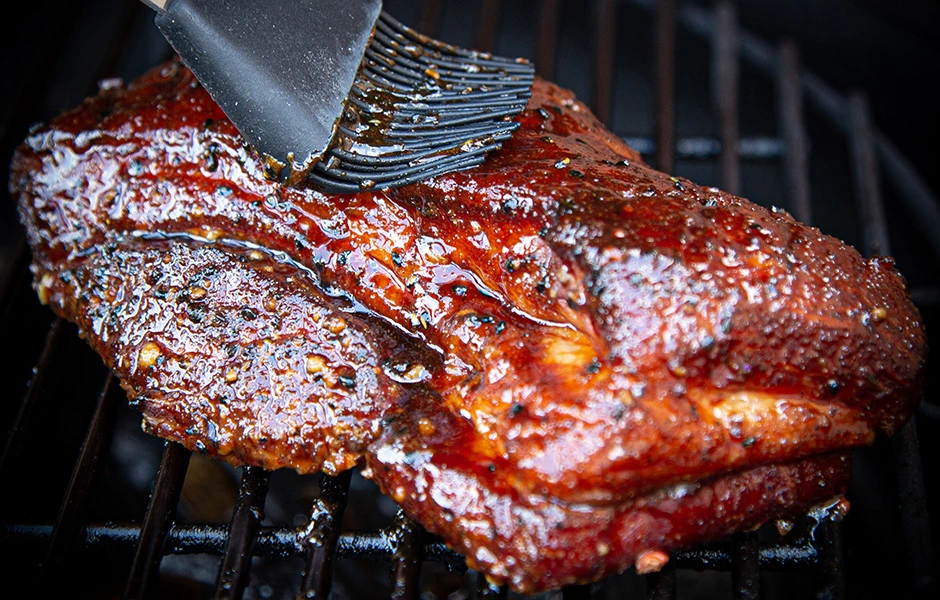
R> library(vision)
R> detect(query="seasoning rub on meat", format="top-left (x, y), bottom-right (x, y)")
top-left (9, 59), bottom-right (926, 593)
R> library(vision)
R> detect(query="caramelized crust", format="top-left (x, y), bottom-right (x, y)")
top-left (9, 60), bottom-right (926, 592)
top-left (368, 394), bottom-right (852, 592)
top-left (35, 240), bottom-right (434, 474)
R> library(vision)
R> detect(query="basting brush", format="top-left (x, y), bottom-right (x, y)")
top-left (141, 0), bottom-right (535, 192)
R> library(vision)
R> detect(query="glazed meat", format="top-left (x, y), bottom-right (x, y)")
top-left (9, 60), bottom-right (926, 592)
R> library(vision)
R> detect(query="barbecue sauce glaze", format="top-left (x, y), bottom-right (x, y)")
top-left (10, 59), bottom-right (926, 592)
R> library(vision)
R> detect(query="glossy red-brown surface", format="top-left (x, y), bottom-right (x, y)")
top-left (369, 397), bottom-right (853, 591)
top-left (9, 60), bottom-right (927, 592)
top-left (29, 238), bottom-right (434, 474)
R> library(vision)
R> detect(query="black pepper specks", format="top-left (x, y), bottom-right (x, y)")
top-left (186, 304), bottom-right (206, 323)
top-left (204, 143), bottom-right (219, 172)
top-left (501, 197), bottom-right (519, 213)
top-left (535, 276), bottom-right (548, 294)
top-left (720, 317), bottom-right (732, 334)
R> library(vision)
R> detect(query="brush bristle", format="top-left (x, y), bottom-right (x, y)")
top-left (307, 12), bottom-right (535, 193)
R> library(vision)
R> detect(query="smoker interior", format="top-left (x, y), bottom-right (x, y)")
top-left (0, 0), bottom-right (937, 598)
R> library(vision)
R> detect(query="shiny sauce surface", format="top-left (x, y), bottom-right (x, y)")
top-left (10, 59), bottom-right (927, 593)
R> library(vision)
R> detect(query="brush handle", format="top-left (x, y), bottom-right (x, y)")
top-left (148, 0), bottom-right (383, 175)
top-left (140, 0), bottom-right (169, 12)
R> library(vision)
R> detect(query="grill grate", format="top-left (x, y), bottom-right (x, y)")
top-left (1, 1), bottom-right (937, 598)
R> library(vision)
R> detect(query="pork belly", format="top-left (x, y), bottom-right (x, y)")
top-left (9, 59), bottom-right (926, 592)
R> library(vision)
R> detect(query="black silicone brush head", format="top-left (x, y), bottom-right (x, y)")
top-left (147, 0), bottom-right (534, 193)
top-left (307, 11), bottom-right (535, 193)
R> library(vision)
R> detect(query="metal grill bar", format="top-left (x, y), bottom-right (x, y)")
top-left (476, 0), bottom-right (502, 54)
top-left (732, 532), bottom-right (761, 600)
top-left (814, 520), bottom-right (845, 600)
top-left (712, 3), bottom-right (760, 597)
top-left (848, 91), bottom-right (936, 594)
top-left (677, 544), bottom-right (817, 570)
top-left (648, 562), bottom-right (677, 600)
top-left (661, 0), bottom-right (940, 265)
top-left (593, 0), bottom-right (616, 124)
top-left (123, 442), bottom-right (191, 600)
top-left (43, 375), bottom-right (122, 568)
top-left (849, 95), bottom-right (890, 257)
top-left (535, 0), bottom-right (562, 78)
top-left (299, 470), bottom-right (353, 599)
top-left (713, 0), bottom-right (741, 196)
top-left (391, 511), bottom-right (425, 600)
top-left (622, 135), bottom-right (785, 160)
top-left (5, 522), bottom-right (824, 569)
top-left (654, 0), bottom-right (677, 173)
top-left (892, 423), bottom-right (936, 593)
top-left (0, 318), bottom-right (67, 483)
top-left (649, 11), bottom-right (678, 597)
top-left (216, 467), bottom-right (271, 599)
top-left (418, 0), bottom-right (441, 37)
top-left (777, 38), bottom-right (846, 600)
top-left (776, 41), bottom-right (812, 224)
top-left (873, 133), bottom-right (940, 263)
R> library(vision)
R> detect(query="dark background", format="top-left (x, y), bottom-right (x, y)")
top-left (734, 0), bottom-right (940, 195)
